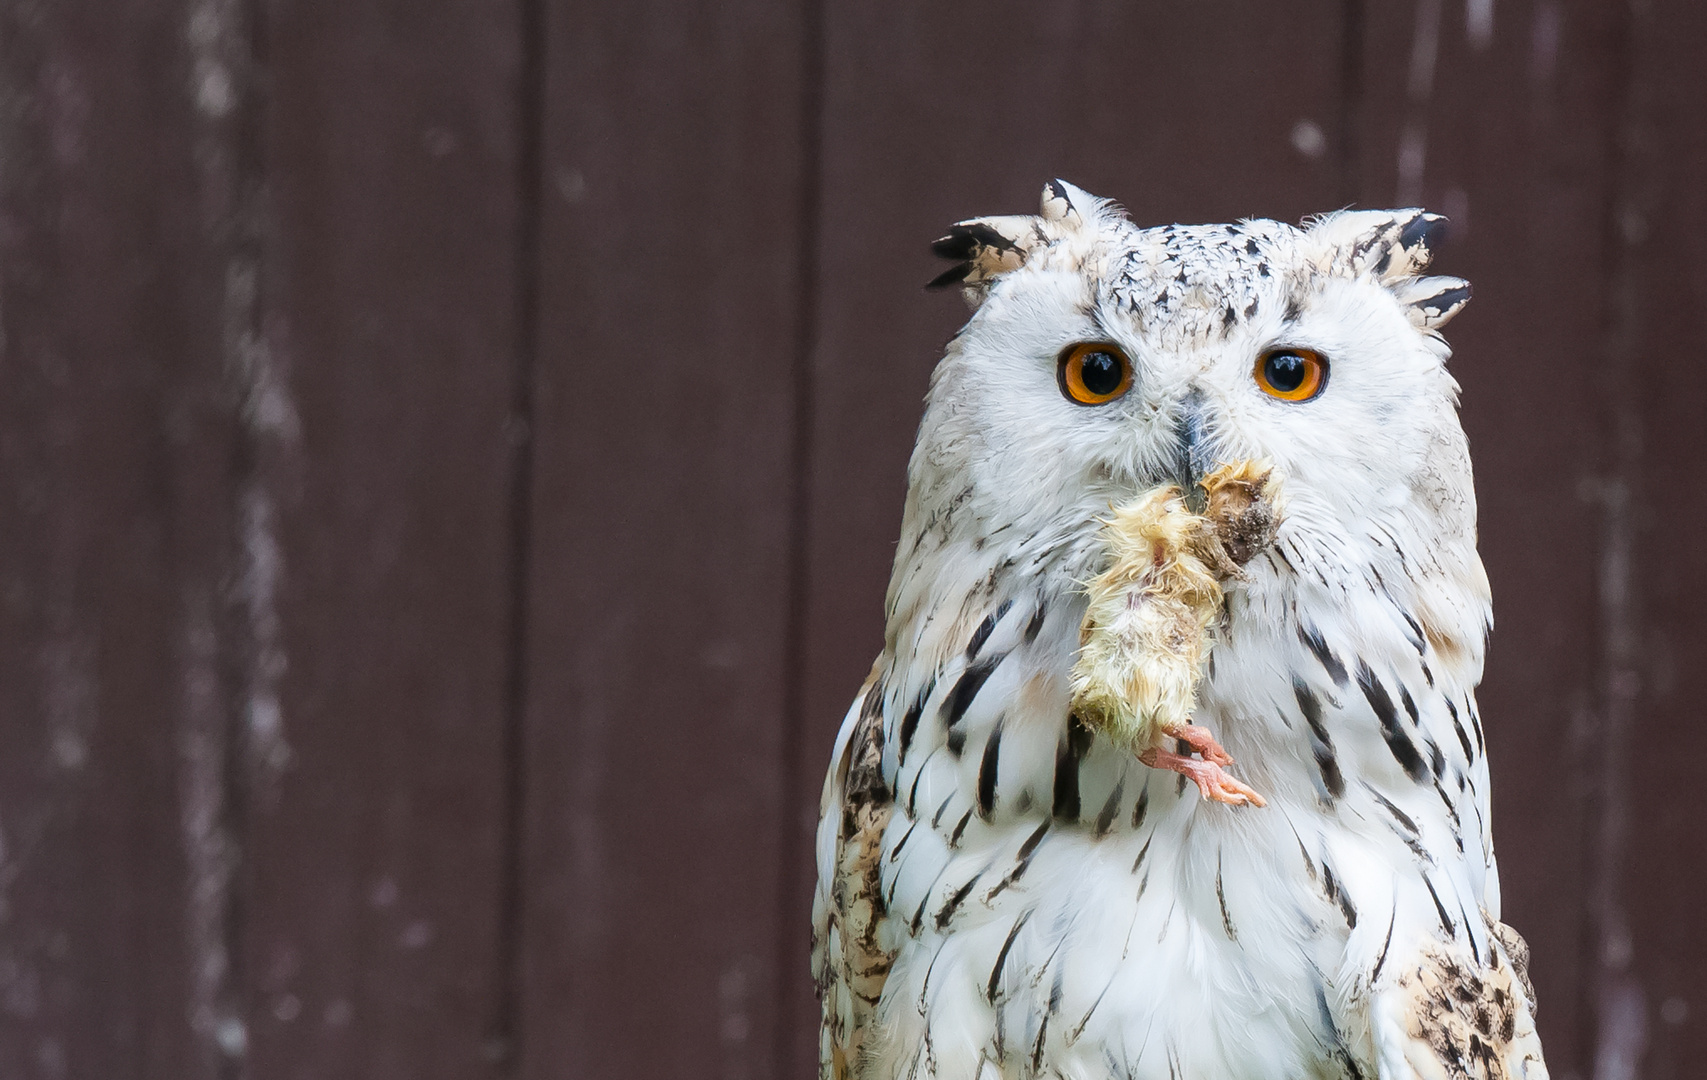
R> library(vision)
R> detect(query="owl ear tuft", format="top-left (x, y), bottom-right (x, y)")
top-left (1375, 211), bottom-right (1448, 282)
top-left (1040, 178), bottom-right (1096, 225)
top-left (927, 180), bottom-right (1101, 293)
top-left (1311, 208), bottom-right (1467, 329)
top-left (1392, 275), bottom-right (1472, 330)
top-left (926, 215), bottom-right (1045, 290)
top-left (1391, 212), bottom-right (1448, 275)
top-left (1312, 208), bottom-right (1446, 282)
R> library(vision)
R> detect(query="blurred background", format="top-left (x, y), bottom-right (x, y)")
top-left (0, 0), bottom-right (1701, 1078)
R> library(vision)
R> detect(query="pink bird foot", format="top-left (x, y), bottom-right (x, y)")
top-left (1168, 722), bottom-right (1236, 766)
top-left (1139, 741), bottom-right (1266, 807)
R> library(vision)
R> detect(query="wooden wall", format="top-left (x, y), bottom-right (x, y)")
top-left (0, 1), bottom-right (1701, 1077)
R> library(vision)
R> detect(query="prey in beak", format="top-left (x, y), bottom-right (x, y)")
top-left (1068, 459), bottom-right (1281, 806)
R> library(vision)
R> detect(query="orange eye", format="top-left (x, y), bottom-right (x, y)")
top-left (1058, 343), bottom-right (1134, 405)
top-left (1255, 348), bottom-right (1328, 401)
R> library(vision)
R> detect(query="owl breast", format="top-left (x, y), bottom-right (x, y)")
top-left (815, 534), bottom-right (1518, 1080)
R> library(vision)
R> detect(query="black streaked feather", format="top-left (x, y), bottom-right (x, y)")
top-left (1358, 661), bottom-right (1428, 782)
top-left (897, 678), bottom-right (935, 764)
top-left (942, 655), bottom-right (1004, 729)
top-left (1093, 774), bottom-right (1126, 838)
top-left (1132, 835), bottom-right (1153, 874)
top-left (935, 870), bottom-right (984, 929)
top-left (1216, 852), bottom-right (1238, 941)
top-left (1052, 714), bottom-right (1093, 821)
top-left (1423, 875), bottom-right (1457, 938)
top-left (945, 726), bottom-right (967, 757)
top-left (1297, 622), bottom-right (1349, 687)
top-left (1024, 600), bottom-right (1047, 644)
top-left (1445, 697), bottom-right (1475, 761)
top-left (1364, 783), bottom-right (1420, 835)
top-left (977, 720), bottom-right (1003, 819)
top-left (985, 818), bottom-right (1050, 902)
top-left (1372, 907), bottom-right (1397, 982)
top-left (949, 808), bottom-right (973, 848)
top-left (1400, 684), bottom-right (1421, 726)
top-left (1294, 677), bottom-right (1345, 799)
top-left (966, 611), bottom-right (999, 661)
top-left (986, 909), bottom-right (1033, 1002)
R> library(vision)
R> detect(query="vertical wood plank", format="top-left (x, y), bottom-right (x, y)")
top-left (1600, 3), bottom-right (1707, 1077)
top-left (521, 2), bottom-right (810, 1076)
top-left (0, 0), bottom-right (242, 1076)
top-left (785, 3), bottom-right (1349, 1070)
top-left (1356, 2), bottom-right (1624, 1073)
top-left (238, 0), bottom-right (524, 1076)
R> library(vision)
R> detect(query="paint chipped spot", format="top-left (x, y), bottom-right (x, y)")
top-left (186, 5), bottom-right (221, 46)
top-left (554, 167), bottom-right (587, 203)
top-left (1530, 1), bottom-right (1561, 86)
top-left (179, 591), bottom-right (240, 1065)
top-left (42, 633), bottom-right (96, 771)
top-left (215, 1014), bottom-right (247, 1056)
top-left (240, 489), bottom-right (295, 787)
top-left (719, 963), bottom-right (753, 1044)
top-left (196, 63), bottom-right (234, 117)
top-left (1467, 0), bottom-right (1494, 50)
top-left (1290, 119), bottom-right (1326, 159)
top-left (369, 877), bottom-right (399, 908)
top-left (0, 949), bottom-right (42, 1017)
top-left (35, 1038), bottom-right (65, 1079)
top-left (421, 126), bottom-right (458, 157)
top-left (699, 639), bottom-right (741, 670)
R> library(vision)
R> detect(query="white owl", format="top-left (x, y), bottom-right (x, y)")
top-left (811, 181), bottom-right (1548, 1080)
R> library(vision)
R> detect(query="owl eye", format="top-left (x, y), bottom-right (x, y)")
top-left (1059, 343), bottom-right (1134, 406)
top-left (1255, 348), bottom-right (1328, 401)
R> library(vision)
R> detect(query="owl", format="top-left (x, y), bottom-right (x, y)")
top-left (811, 181), bottom-right (1548, 1080)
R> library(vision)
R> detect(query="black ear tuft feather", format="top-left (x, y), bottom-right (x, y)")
top-left (932, 230), bottom-right (979, 261)
top-left (1397, 214), bottom-right (1447, 259)
top-left (1420, 283), bottom-right (1471, 313)
top-left (924, 208), bottom-right (1061, 291)
top-left (956, 222), bottom-right (1023, 254)
top-left (1394, 274), bottom-right (1473, 329)
top-left (926, 261), bottom-right (974, 291)
top-left (925, 221), bottom-right (1030, 289)
top-left (1411, 283), bottom-right (1471, 326)
top-left (929, 223), bottom-right (1022, 289)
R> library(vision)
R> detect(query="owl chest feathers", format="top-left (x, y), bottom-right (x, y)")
top-left (821, 527), bottom-right (1514, 1079)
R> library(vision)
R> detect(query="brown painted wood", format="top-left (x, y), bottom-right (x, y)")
top-left (0, 0), bottom-right (244, 1077)
top-left (1606, 3), bottom-right (1707, 1077)
top-left (1355, 2), bottom-right (1626, 1072)
top-left (786, 2), bottom-right (1351, 1071)
top-left (236, 0), bottom-right (525, 1077)
top-left (519, 3), bottom-right (811, 1077)
top-left (4, 3), bottom-right (1706, 1076)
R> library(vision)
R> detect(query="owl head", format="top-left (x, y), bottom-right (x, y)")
top-left (895, 181), bottom-right (1487, 664)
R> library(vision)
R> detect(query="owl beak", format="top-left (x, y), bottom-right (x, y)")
top-left (1170, 388), bottom-right (1215, 511)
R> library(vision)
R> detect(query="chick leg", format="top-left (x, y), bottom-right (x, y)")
top-left (1166, 723), bottom-right (1234, 766)
top-left (1139, 742), bottom-right (1266, 807)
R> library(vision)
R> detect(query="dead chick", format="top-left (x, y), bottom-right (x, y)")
top-left (1068, 460), bottom-right (1281, 806)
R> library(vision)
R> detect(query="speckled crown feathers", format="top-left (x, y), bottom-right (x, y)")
top-left (928, 180), bottom-right (1472, 334)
